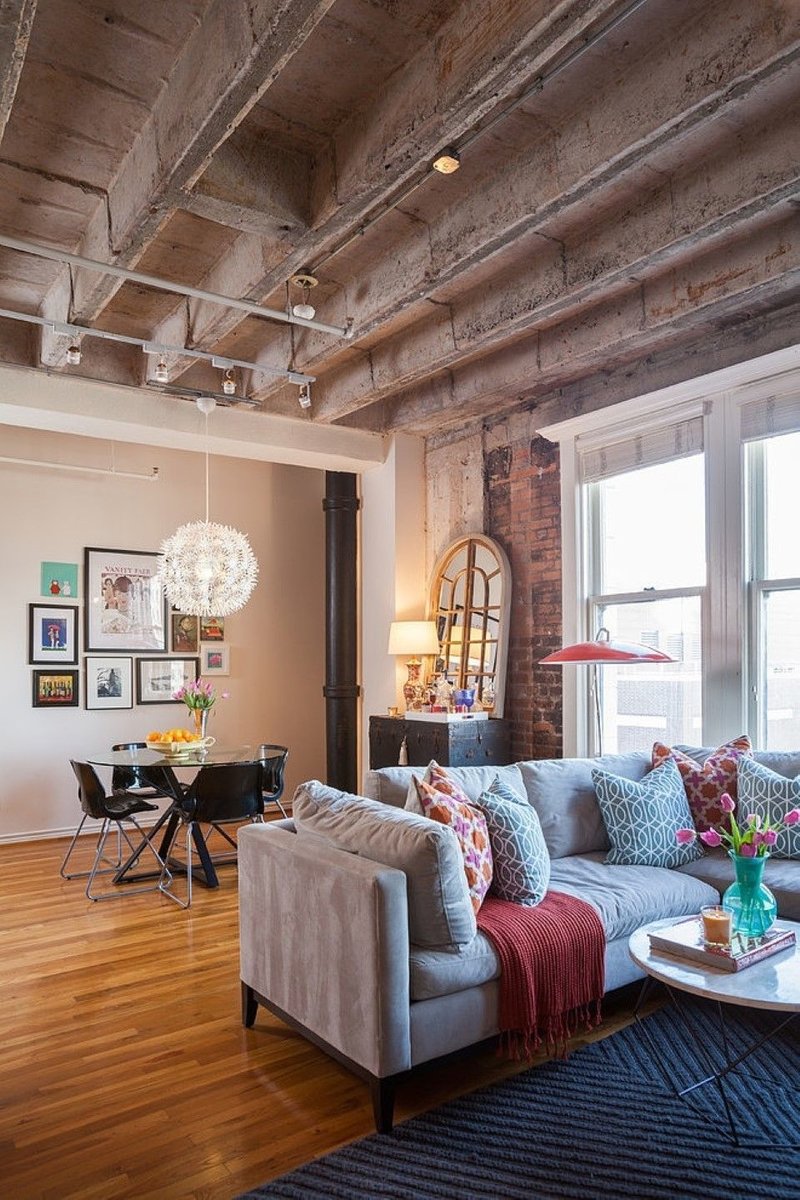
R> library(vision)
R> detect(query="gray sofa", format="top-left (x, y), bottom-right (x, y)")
top-left (237, 749), bottom-right (800, 1131)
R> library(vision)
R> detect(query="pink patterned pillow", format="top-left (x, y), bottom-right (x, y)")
top-left (651, 736), bottom-right (752, 832)
top-left (414, 777), bottom-right (493, 914)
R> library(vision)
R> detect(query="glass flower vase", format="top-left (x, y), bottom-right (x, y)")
top-left (722, 850), bottom-right (777, 939)
top-left (191, 708), bottom-right (209, 739)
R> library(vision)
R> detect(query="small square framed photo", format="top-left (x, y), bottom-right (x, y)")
top-left (171, 612), bottom-right (199, 654)
top-left (28, 603), bottom-right (79, 664)
top-left (201, 644), bottom-right (230, 675)
top-left (40, 562), bottom-right (78, 599)
top-left (33, 669), bottom-right (79, 707)
top-left (85, 656), bottom-right (133, 710)
top-left (136, 657), bottom-right (199, 705)
top-left (200, 616), bottom-right (224, 641)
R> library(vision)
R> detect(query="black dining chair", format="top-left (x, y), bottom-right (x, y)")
top-left (161, 761), bottom-right (263, 908)
top-left (257, 744), bottom-right (289, 819)
top-left (61, 760), bottom-right (173, 901)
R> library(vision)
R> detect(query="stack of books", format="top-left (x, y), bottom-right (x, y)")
top-left (648, 917), bottom-right (796, 972)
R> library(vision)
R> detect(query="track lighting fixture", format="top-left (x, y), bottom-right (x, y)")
top-left (222, 368), bottom-right (236, 396)
top-left (65, 343), bottom-right (81, 365)
top-left (432, 146), bottom-right (460, 174)
top-left (290, 269), bottom-right (318, 321)
top-left (298, 383), bottom-right (312, 409)
top-left (153, 357), bottom-right (169, 382)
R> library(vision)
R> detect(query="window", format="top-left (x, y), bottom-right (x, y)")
top-left (584, 425), bottom-right (705, 753)
top-left (541, 349), bottom-right (800, 756)
top-left (746, 416), bottom-right (800, 749)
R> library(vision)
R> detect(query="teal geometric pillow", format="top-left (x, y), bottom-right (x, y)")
top-left (737, 757), bottom-right (800, 859)
top-left (473, 776), bottom-right (550, 906)
top-left (592, 758), bottom-right (703, 868)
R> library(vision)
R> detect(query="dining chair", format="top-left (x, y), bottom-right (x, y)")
top-left (160, 761), bottom-right (263, 908)
top-left (257, 744), bottom-right (289, 819)
top-left (61, 760), bottom-right (173, 901)
top-left (110, 742), bottom-right (170, 797)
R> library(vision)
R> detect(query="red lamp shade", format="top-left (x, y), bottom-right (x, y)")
top-left (540, 628), bottom-right (675, 665)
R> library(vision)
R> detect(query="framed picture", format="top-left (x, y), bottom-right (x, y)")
top-left (201, 644), bottom-right (230, 675)
top-left (84, 547), bottom-right (167, 652)
top-left (28, 603), bottom-right (79, 664)
top-left (32, 669), bottom-right (79, 707)
top-left (171, 612), bottom-right (199, 654)
top-left (40, 561), bottom-right (78, 598)
top-left (136, 656), bottom-right (199, 705)
top-left (200, 616), bottom-right (225, 641)
top-left (84, 656), bottom-right (133, 710)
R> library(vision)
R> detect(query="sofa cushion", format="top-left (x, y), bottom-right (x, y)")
top-left (549, 852), bottom-right (720, 942)
top-left (518, 752), bottom-right (651, 859)
top-left (593, 758), bottom-right (704, 868)
top-left (363, 763), bottom-right (525, 810)
top-left (407, 759), bottom-right (474, 814)
top-left (292, 780), bottom-right (476, 949)
top-left (409, 933), bottom-right (500, 1001)
top-left (737, 758), bottom-right (800, 859)
top-left (675, 848), bottom-right (800, 920)
top-left (473, 776), bottom-right (550, 906)
top-left (414, 777), bottom-right (493, 914)
top-left (676, 746), bottom-right (800, 780)
top-left (652, 735), bottom-right (752, 832)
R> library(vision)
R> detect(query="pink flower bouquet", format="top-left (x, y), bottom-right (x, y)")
top-left (676, 791), bottom-right (800, 857)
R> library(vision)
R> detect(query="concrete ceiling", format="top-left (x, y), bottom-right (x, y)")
top-left (0, 0), bottom-right (797, 442)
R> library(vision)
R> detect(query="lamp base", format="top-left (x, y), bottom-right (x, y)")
top-left (402, 658), bottom-right (428, 712)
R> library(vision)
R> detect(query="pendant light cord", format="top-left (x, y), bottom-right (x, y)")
top-left (204, 410), bottom-right (210, 523)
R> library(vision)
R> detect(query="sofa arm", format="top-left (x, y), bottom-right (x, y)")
top-left (237, 822), bottom-right (412, 1078)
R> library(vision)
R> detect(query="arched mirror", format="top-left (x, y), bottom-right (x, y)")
top-left (428, 534), bottom-right (511, 717)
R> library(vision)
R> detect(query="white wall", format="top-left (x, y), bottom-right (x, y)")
top-left (1, 423), bottom-right (326, 840)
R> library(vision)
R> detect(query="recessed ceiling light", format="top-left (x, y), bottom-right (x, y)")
top-left (432, 147), bottom-right (460, 174)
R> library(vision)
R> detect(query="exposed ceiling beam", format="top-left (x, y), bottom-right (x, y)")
top-left (0, 0), bottom-right (36, 145)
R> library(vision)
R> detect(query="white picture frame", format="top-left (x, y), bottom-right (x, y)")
top-left (201, 644), bottom-right (230, 676)
top-left (84, 656), bottom-right (133, 710)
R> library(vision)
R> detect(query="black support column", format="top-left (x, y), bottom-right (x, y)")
top-left (323, 472), bottom-right (360, 791)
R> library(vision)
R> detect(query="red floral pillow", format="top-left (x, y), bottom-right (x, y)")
top-left (651, 736), bottom-right (752, 832)
top-left (414, 777), bottom-right (493, 914)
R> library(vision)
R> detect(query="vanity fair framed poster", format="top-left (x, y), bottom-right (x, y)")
top-left (84, 547), bottom-right (166, 652)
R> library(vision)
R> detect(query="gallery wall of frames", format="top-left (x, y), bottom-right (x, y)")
top-left (29, 549), bottom-right (230, 712)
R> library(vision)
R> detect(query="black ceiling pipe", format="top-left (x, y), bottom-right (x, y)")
top-left (323, 471), bottom-right (360, 791)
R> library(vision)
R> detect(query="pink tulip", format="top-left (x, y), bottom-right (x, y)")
top-left (676, 828), bottom-right (696, 845)
top-left (763, 830), bottom-right (778, 846)
top-left (739, 841), bottom-right (757, 857)
top-left (719, 793), bottom-right (735, 813)
top-left (745, 813), bottom-right (758, 826)
top-left (785, 808), bottom-right (800, 826)
top-left (699, 829), bottom-right (722, 847)
top-left (221, 691), bottom-right (230, 700)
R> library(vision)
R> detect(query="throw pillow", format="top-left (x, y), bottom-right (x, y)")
top-left (413, 777), bottom-right (493, 914)
top-left (473, 776), bottom-right (550, 906)
top-left (406, 759), bottom-right (474, 814)
top-left (652, 735), bottom-right (752, 832)
top-left (737, 757), bottom-right (800, 860)
top-left (592, 758), bottom-right (704, 868)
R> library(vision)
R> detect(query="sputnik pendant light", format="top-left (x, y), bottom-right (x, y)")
top-left (159, 397), bottom-right (259, 617)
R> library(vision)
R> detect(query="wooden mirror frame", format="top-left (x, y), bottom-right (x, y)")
top-left (427, 534), bottom-right (511, 717)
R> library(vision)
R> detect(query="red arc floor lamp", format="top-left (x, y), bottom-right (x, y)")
top-left (540, 627), bottom-right (675, 755)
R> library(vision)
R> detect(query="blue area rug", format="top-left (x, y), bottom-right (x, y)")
top-left (239, 1000), bottom-right (800, 1199)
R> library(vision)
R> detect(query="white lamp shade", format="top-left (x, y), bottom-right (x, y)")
top-left (388, 620), bottom-right (440, 657)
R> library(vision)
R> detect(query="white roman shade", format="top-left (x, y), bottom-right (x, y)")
top-left (580, 414), bottom-right (704, 483)
top-left (740, 392), bottom-right (800, 443)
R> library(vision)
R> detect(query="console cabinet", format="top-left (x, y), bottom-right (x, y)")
top-left (368, 715), bottom-right (511, 770)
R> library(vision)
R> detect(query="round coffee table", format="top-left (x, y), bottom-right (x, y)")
top-left (629, 917), bottom-right (800, 1147)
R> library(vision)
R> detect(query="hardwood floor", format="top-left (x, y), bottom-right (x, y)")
top-left (0, 830), bottom-right (650, 1200)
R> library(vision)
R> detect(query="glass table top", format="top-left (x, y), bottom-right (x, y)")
top-left (85, 745), bottom-right (263, 769)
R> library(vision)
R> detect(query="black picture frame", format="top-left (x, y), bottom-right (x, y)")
top-left (84, 547), bottom-right (167, 653)
top-left (28, 603), bottom-right (79, 665)
top-left (32, 668), bottom-right (79, 707)
top-left (136, 656), bottom-right (199, 705)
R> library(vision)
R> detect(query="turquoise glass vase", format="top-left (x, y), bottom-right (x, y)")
top-left (722, 850), bottom-right (777, 939)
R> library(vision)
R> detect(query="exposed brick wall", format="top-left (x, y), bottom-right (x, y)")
top-left (486, 428), bottom-right (563, 761)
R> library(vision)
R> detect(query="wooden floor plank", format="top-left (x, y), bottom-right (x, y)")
top-left (0, 834), bottom-right (647, 1199)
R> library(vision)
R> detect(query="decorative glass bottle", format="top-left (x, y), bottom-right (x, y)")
top-left (434, 674), bottom-right (454, 712)
top-left (722, 850), bottom-right (777, 939)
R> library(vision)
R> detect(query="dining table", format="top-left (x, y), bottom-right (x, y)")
top-left (86, 744), bottom-right (265, 889)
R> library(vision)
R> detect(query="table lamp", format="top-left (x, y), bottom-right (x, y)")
top-left (540, 627), bottom-right (674, 754)
top-left (388, 620), bottom-right (440, 711)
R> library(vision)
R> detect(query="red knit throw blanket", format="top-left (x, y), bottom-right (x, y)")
top-left (476, 891), bottom-right (605, 1058)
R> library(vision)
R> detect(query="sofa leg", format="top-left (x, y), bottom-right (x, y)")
top-left (371, 1076), bottom-right (396, 1133)
top-left (241, 981), bottom-right (258, 1027)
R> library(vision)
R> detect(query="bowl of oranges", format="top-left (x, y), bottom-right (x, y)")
top-left (145, 728), bottom-right (215, 756)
